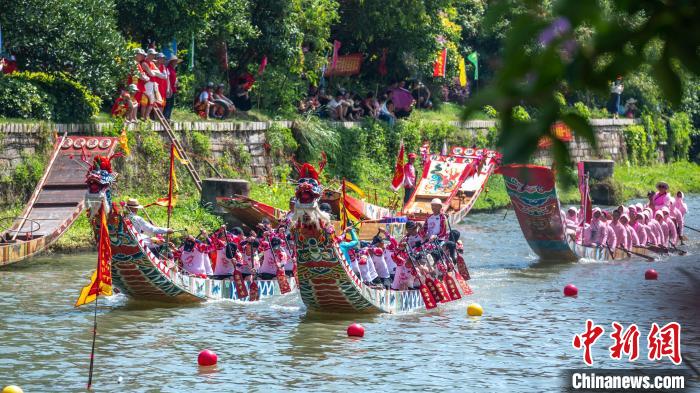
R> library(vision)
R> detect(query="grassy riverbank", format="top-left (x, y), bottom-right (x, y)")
top-left (2, 162), bottom-right (697, 252)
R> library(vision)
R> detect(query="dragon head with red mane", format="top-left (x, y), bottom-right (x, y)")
top-left (291, 153), bottom-right (326, 208)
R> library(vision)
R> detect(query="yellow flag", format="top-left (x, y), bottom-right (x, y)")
top-left (343, 180), bottom-right (366, 199)
top-left (459, 57), bottom-right (467, 87)
top-left (173, 146), bottom-right (188, 165)
top-left (118, 128), bottom-right (130, 156)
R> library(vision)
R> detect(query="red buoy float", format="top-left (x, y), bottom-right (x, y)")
top-left (198, 349), bottom-right (218, 366)
top-left (645, 269), bottom-right (658, 280)
top-left (563, 284), bottom-right (578, 297)
top-left (347, 323), bottom-right (365, 337)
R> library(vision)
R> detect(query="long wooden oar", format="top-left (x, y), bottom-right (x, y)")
top-left (621, 247), bottom-right (655, 262)
top-left (684, 225), bottom-right (700, 234)
top-left (670, 243), bottom-right (688, 256)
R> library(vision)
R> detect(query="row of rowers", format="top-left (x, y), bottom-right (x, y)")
top-left (124, 198), bottom-right (294, 280)
top-left (334, 198), bottom-right (470, 291)
top-left (563, 186), bottom-right (689, 250)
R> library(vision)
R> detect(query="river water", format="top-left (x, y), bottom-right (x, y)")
top-left (1, 197), bottom-right (699, 392)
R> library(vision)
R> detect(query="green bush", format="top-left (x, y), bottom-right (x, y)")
top-left (623, 124), bottom-right (652, 165)
top-left (483, 105), bottom-right (498, 118)
top-left (190, 131), bottom-right (211, 156)
top-left (0, 72), bottom-right (100, 122)
top-left (668, 112), bottom-right (694, 162)
top-left (512, 105), bottom-right (531, 122)
top-left (572, 101), bottom-right (591, 119)
top-left (554, 92), bottom-right (567, 108)
top-left (0, 77), bottom-right (52, 119)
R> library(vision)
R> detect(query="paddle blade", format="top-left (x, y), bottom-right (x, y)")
top-left (454, 272), bottom-right (473, 295)
top-left (276, 268), bottom-right (291, 294)
top-left (233, 270), bottom-right (249, 299)
top-left (425, 277), bottom-right (448, 303)
top-left (249, 280), bottom-right (260, 301)
top-left (419, 283), bottom-right (438, 309)
top-left (443, 274), bottom-right (462, 300)
top-left (456, 255), bottom-right (471, 280)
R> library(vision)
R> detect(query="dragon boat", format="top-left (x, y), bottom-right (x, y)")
top-left (0, 135), bottom-right (118, 266)
top-left (290, 160), bottom-right (472, 314)
top-left (499, 164), bottom-right (655, 262)
top-left (87, 159), bottom-right (296, 304)
top-left (99, 211), bottom-right (296, 303)
top-left (403, 147), bottom-right (500, 224)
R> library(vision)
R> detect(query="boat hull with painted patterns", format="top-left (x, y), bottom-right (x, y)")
top-left (102, 212), bottom-right (296, 303)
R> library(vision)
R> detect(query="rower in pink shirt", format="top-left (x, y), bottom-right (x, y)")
top-left (663, 208), bottom-right (678, 247)
top-left (649, 181), bottom-right (671, 211)
top-left (258, 238), bottom-right (288, 280)
top-left (654, 210), bottom-right (669, 247)
top-left (610, 211), bottom-right (628, 250)
top-left (179, 235), bottom-right (214, 278)
top-left (582, 208), bottom-right (607, 246)
top-left (599, 212), bottom-right (617, 250)
top-left (619, 214), bottom-right (639, 249)
top-left (632, 212), bottom-right (648, 246)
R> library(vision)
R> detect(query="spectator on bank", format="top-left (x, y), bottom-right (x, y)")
top-left (347, 92), bottom-right (365, 120)
top-left (155, 53), bottom-right (168, 111)
top-left (164, 54), bottom-right (182, 120)
top-left (388, 80), bottom-right (415, 118)
top-left (328, 90), bottom-right (351, 121)
top-left (213, 84), bottom-right (236, 117)
top-left (111, 84), bottom-right (138, 122)
top-left (378, 97), bottom-right (397, 126)
top-left (231, 73), bottom-right (253, 112)
top-left (607, 75), bottom-right (624, 118)
top-left (195, 82), bottom-right (221, 120)
top-left (624, 98), bottom-right (638, 118)
top-left (411, 81), bottom-right (433, 109)
top-left (361, 92), bottom-right (380, 118)
top-left (140, 49), bottom-right (165, 120)
top-left (0, 55), bottom-right (17, 74)
top-left (131, 49), bottom-right (149, 116)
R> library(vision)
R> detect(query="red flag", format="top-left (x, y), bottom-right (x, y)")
top-left (433, 48), bottom-right (447, 77)
top-left (258, 56), bottom-right (268, 76)
top-left (378, 48), bottom-right (388, 76)
top-left (577, 162), bottom-right (592, 225)
top-left (75, 205), bottom-right (113, 306)
top-left (331, 40), bottom-right (341, 69)
top-left (390, 141), bottom-right (405, 191)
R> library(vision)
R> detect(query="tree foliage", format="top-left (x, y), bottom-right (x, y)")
top-left (0, 0), bottom-right (128, 100)
top-left (463, 0), bottom-right (700, 176)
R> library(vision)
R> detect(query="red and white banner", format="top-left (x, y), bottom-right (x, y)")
top-left (433, 48), bottom-right (447, 77)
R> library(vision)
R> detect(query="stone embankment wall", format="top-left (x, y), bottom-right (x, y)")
top-left (0, 118), bottom-right (639, 176)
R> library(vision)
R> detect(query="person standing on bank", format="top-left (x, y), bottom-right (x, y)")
top-left (164, 54), bottom-right (182, 120)
top-left (403, 153), bottom-right (417, 206)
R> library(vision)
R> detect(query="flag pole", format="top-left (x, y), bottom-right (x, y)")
top-left (86, 293), bottom-right (99, 390)
top-left (341, 178), bottom-right (348, 231)
top-left (166, 144), bottom-right (175, 244)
